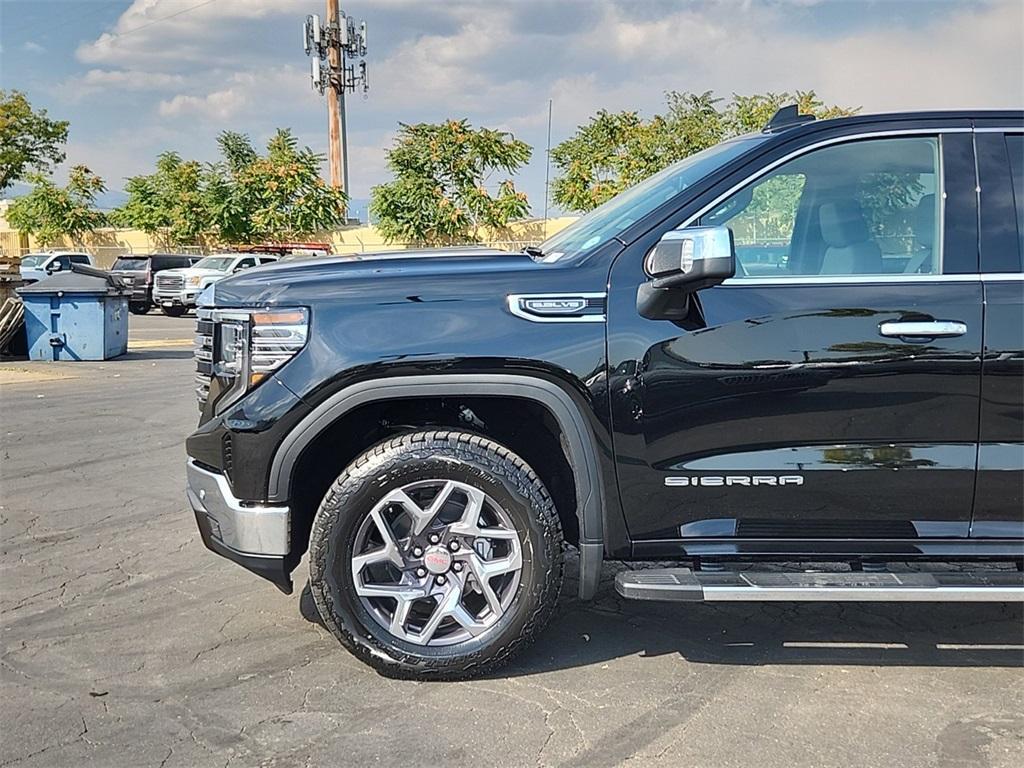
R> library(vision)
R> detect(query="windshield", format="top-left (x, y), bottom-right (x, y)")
top-left (537, 136), bottom-right (764, 261)
top-left (112, 257), bottom-right (149, 271)
top-left (19, 254), bottom-right (49, 268)
top-left (193, 256), bottom-right (235, 271)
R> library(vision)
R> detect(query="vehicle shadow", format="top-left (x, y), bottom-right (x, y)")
top-left (298, 559), bottom-right (1024, 676)
top-left (120, 349), bottom-right (195, 361)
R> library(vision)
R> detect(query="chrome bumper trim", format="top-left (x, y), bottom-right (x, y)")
top-left (186, 460), bottom-right (289, 556)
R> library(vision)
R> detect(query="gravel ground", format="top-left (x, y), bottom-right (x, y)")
top-left (2, 315), bottom-right (1022, 767)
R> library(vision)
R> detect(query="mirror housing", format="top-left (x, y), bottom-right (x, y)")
top-left (644, 226), bottom-right (735, 292)
top-left (45, 261), bottom-right (64, 274)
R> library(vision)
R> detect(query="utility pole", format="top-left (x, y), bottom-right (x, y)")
top-left (304, 3), bottom-right (368, 202)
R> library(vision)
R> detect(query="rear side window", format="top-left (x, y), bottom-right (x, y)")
top-left (1006, 134), bottom-right (1024, 272)
top-left (70, 254), bottom-right (90, 264)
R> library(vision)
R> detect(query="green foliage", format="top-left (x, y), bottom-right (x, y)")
top-left (203, 129), bottom-right (349, 243)
top-left (6, 165), bottom-right (107, 245)
top-left (552, 90), bottom-right (859, 212)
top-left (112, 152), bottom-right (209, 244)
top-left (371, 120), bottom-right (532, 245)
top-left (0, 90), bottom-right (69, 192)
top-left (113, 129), bottom-right (347, 245)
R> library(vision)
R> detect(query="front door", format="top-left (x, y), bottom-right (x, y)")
top-left (607, 131), bottom-right (983, 544)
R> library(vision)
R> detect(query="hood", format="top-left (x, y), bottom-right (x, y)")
top-left (213, 247), bottom-right (535, 305)
top-left (159, 266), bottom-right (227, 278)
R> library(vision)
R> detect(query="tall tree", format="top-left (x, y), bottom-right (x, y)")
top-left (204, 129), bottom-right (348, 243)
top-left (6, 166), bottom-right (107, 245)
top-left (371, 120), bottom-right (532, 245)
top-left (0, 90), bottom-right (69, 192)
top-left (112, 152), bottom-right (209, 245)
top-left (552, 90), bottom-right (858, 212)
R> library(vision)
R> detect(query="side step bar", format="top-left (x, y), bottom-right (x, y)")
top-left (615, 569), bottom-right (1024, 603)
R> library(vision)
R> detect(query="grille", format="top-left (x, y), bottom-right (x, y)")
top-left (194, 310), bottom-right (214, 406)
top-left (156, 273), bottom-right (184, 291)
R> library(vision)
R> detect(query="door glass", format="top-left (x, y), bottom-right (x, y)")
top-left (1006, 134), bottom-right (1024, 271)
top-left (702, 136), bottom-right (941, 277)
top-left (70, 255), bottom-right (90, 264)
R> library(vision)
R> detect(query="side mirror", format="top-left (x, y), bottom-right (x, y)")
top-left (637, 226), bottom-right (736, 321)
top-left (644, 226), bottom-right (735, 291)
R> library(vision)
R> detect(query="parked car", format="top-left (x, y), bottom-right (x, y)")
top-left (108, 254), bottom-right (201, 314)
top-left (151, 253), bottom-right (279, 317)
top-left (185, 108), bottom-right (1024, 680)
top-left (19, 251), bottom-right (94, 283)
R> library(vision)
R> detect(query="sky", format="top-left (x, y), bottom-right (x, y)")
top-left (1, 0), bottom-right (1023, 217)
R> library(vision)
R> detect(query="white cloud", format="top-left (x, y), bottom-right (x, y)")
top-left (22, 41), bottom-right (45, 54)
top-left (157, 66), bottom-right (308, 121)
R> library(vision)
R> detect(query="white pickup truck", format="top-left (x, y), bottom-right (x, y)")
top-left (18, 251), bottom-right (94, 283)
top-left (151, 253), bottom-right (279, 317)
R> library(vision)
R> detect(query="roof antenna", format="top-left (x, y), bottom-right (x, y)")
top-left (764, 104), bottom-right (816, 132)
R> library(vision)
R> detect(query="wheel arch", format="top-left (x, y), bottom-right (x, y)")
top-left (269, 373), bottom-right (605, 599)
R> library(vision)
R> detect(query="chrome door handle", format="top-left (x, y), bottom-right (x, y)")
top-left (878, 320), bottom-right (967, 338)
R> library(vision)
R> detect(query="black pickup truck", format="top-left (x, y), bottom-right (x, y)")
top-left (185, 109), bottom-right (1024, 679)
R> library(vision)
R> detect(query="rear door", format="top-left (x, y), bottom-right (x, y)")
top-left (972, 128), bottom-right (1024, 537)
top-left (607, 127), bottom-right (983, 544)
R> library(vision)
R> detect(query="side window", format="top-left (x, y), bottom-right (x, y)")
top-left (69, 254), bottom-right (90, 264)
top-left (234, 257), bottom-right (257, 271)
top-left (54, 255), bottom-right (72, 269)
top-left (702, 136), bottom-right (941, 277)
top-left (1006, 134), bottom-right (1024, 272)
top-left (258, 256), bottom-right (279, 265)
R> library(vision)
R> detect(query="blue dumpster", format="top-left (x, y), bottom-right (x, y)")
top-left (17, 267), bottom-right (129, 361)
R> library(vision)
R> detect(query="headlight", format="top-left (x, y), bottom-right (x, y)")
top-left (187, 275), bottom-right (203, 287)
top-left (208, 308), bottom-right (309, 413)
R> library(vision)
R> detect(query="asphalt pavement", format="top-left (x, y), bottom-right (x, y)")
top-left (2, 311), bottom-right (1022, 767)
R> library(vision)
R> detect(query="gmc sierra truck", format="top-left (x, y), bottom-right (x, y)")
top-left (185, 108), bottom-right (1024, 680)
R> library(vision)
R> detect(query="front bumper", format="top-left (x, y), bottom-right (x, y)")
top-left (186, 459), bottom-right (294, 593)
top-left (154, 289), bottom-right (199, 307)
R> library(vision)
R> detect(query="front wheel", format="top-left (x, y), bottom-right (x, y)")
top-left (128, 301), bottom-right (150, 315)
top-left (160, 305), bottom-right (186, 317)
top-left (309, 430), bottom-right (564, 680)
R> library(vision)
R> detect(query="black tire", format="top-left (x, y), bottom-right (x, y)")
top-left (309, 430), bottom-right (563, 680)
top-left (160, 305), bottom-right (186, 317)
top-left (128, 301), bottom-right (150, 315)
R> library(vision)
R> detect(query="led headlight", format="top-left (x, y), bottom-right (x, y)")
top-left (208, 308), bottom-right (309, 414)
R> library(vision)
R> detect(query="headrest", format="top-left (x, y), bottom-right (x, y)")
top-left (912, 194), bottom-right (935, 248)
top-left (819, 200), bottom-right (870, 248)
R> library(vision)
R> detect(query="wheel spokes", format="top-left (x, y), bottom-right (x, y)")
top-left (351, 507), bottom-right (406, 573)
top-left (352, 479), bottom-right (524, 647)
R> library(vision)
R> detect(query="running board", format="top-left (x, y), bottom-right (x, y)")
top-left (614, 569), bottom-right (1024, 603)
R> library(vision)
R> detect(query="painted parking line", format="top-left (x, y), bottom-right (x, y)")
top-left (127, 338), bottom-right (194, 349)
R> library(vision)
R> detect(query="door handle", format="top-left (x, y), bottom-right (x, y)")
top-left (878, 320), bottom-right (967, 338)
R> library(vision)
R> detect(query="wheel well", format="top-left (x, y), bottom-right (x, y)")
top-left (287, 396), bottom-right (580, 561)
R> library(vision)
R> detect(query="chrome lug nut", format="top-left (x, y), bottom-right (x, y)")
top-left (448, 540), bottom-right (460, 552)
top-left (412, 546), bottom-right (423, 558)
top-left (415, 567), bottom-right (427, 578)
top-left (436, 575), bottom-right (447, 586)
top-left (428, 533), bottom-right (441, 544)
top-left (452, 562), bottom-right (463, 573)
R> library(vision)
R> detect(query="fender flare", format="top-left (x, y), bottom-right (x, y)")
top-left (268, 373), bottom-right (605, 599)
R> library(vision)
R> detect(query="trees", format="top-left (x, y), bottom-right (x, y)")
top-left (371, 120), bottom-right (532, 245)
top-left (552, 90), bottom-right (858, 212)
top-left (115, 129), bottom-right (348, 245)
top-left (5, 166), bottom-right (107, 245)
top-left (205, 129), bottom-right (349, 243)
top-left (0, 90), bottom-right (69, 192)
top-left (112, 152), bottom-right (209, 245)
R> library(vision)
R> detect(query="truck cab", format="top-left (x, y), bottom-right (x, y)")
top-left (184, 109), bottom-right (1024, 680)
top-left (19, 251), bottom-right (94, 283)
